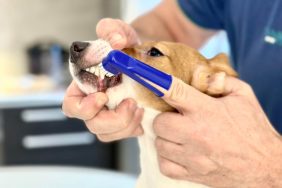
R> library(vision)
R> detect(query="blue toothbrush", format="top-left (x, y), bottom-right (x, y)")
top-left (102, 50), bottom-right (172, 97)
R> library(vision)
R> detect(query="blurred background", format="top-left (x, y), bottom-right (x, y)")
top-left (0, 0), bottom-right (228, 187)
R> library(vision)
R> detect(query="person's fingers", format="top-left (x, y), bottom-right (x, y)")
top-left (85, 98), bottom-right (141, 134)
top-left (62, 81), bottom-right (108, 120)
top-left (160, 77), bottom-right (213, 114)
top-left (158, 155), bottom-right (189, 180)
top-left (96, 18), bottom-right (140, 49)
top-left (96, 108), bottom-right (144, 142)
top-left (220, 77), bottom-right (264, 112)
top-left (156, 137), bottom-right (203, 167)
top-left (64, 80), bottom-right (85, 97)
top-left (155, 137), bottom-right (185, 161)
top-left (153, 112), bottom-right (195, 144)
top-left (156, 137), bottom-right (218, 176)
top-left (221, 76), bottom-right (280, 137)
top-left (222, 76), bottom-right (254, 96)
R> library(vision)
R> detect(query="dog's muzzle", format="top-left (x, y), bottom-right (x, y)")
top-left (69, 40), bottom-right (122, 92)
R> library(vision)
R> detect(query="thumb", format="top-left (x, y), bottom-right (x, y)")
top-left (161, 77), bottom-right (212, 114)
top-left (96, 18), bottom-right (140, 49)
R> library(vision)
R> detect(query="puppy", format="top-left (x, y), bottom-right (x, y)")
top-left (69, 40), bottom-right (237, 188)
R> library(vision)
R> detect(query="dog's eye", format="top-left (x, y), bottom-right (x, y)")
top-left (147, 47), bottom-right (164, 57)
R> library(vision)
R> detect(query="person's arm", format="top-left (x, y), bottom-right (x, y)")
top-left (131, 0), bottom-right (217, 48)
top-left (96, 0), bottom-right (217, 49)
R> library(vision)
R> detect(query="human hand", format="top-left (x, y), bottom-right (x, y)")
top-left (96, 18), bottom-right (140, 49)
top-left (62, 81), bottom-right (144, 142)
top-left (153, 76), bottom-right (282, 187)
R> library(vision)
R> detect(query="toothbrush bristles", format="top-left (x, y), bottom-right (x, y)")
top-left (99, 63), bottom-right (115, 77)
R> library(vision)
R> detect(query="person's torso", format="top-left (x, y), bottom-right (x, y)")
top-left (225, 0), bottom-right (282, 133)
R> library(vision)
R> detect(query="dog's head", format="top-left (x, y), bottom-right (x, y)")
top-left (69, 40), bottom-right (237, 111)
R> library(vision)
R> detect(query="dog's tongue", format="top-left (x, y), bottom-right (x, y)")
top-left (96, 77), bottom-right (107, 92)
top-left (96, 76), bottom-right (113, 92)
top-left (95, 74), bottom-right (122, 92)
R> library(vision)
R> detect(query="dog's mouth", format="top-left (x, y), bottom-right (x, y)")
top-left (78, 63), bottom-right (122, 92)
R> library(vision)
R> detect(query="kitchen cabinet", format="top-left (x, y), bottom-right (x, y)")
top-left (0, 92), bottom-right (117, 169)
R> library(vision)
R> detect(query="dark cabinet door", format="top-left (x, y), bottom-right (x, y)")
top-left (1, 106), bottom-right (117, 169)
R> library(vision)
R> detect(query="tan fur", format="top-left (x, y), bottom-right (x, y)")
top-left (123, 41), bottom-right (237, 112)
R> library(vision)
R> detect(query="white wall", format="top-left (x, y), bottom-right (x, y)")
top-left (121, 0), bottom-right (161, 23)
top-left (0, 0), bottom-right (120, 77)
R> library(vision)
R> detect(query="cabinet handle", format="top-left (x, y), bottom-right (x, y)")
top-left (22, 132), bottom-right (95, 149)
top-left (21, 108), bottom-right (67, 123)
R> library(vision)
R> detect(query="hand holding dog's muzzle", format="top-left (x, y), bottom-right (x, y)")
top-left (62, 81), bottom-right (144, 142)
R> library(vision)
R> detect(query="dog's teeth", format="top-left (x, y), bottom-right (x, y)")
top-left (90, 67), bottom-right (96, 74)
top-left (106, 73), bottom-right (114, 77)
top-left (99, 63), bottom-right (115, 77)
top-left (84, 63), bottom-right (115, 79)
top-left (106, 72), bottom-right (114, 77)
top-left (100, 72), bottom-right (106, 79)
top-left (101, 69), bottom-right (107, 75)
top-left (94, 68), bottom-right (100, 77)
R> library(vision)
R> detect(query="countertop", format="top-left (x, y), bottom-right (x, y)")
top-left (0, 166), bottom-right (136, 188)
top-left (0, 90), bottom-right (65, 109)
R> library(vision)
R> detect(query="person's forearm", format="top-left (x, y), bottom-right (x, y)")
top-left (268, 137), bottom-right (282, 187)
top-left (131, 11), bottom-right (175, 42)
top-left (260, 122), bottom-right (282, 187)
top-left (130, 0), bottom-right (217, 49)
top-left (248, 125), bottom-right (282, 187)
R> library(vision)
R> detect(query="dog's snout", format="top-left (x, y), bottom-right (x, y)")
top-left (72, 41), bottom-right (89, 53)
top-left (70, 41), bottom-right (90, 63)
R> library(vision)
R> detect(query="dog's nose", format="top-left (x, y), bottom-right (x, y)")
top-left (71, 41), bottom-right (89, 53)
top-left (70, 41), bottom-right (90, 63)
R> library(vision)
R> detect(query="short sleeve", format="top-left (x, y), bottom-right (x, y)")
top-left (177, 0), bottom-right (226, 29)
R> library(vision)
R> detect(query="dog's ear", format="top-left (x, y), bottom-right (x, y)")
top-left (191, 53), bottom-right (237, 96)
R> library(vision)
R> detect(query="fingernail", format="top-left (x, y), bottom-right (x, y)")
top-left (127, 100), bottom-right (137, 111)
top-left (110, 34), bottom-right (125, 49)
top-left (96, 95), bottom-right (107, 107)
top-left (111, 34), bottom-right (123, 43)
